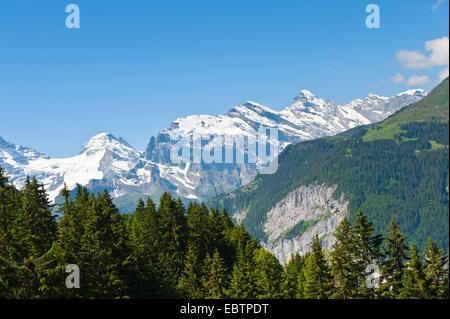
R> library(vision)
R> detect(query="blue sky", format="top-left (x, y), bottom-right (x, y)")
top-left (0, 0), bottom-right (448, 157)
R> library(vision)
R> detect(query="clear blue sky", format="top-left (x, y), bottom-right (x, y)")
top-left (0, 0), bottom-right (448, 157)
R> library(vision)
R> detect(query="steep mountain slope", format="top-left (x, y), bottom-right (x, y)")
top-left (0, 88), bottom-right (426, 208)
top-left (210, 79), bottom-right (449, 262)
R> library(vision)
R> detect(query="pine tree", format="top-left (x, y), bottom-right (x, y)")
top-left (47, 184), bottom-right (87, 298)
top-left (282, 253), bottom-right (305, 299)
top-left (381, 218), bottom-right (408, 298)
top-left (129, 197), bottom-right (160, 297)
top-left (0, 168), bottom-right (20, 298)
top-left (203, 250), bottom-right (228, 299)
top-left (296, 264), bottom-right (306, 299)
top-left (2, 176), bottom-right (59, 298)
top-left (330, 217), bottom-right (358, 299)
top-left (303, 234), bottom-right (332, 299)
top-left (252, 247), bottom-right (283, 298)
top-left (157, 193), bottom-right (188, 295)
top-left (398, 243), bottom-right (427, 299)
top-left (228, 242), bottom-right (257, 299)
top-left (16, 177), bottom-right (57, 259)
top-left (178, 243), bottom-right (204, 298)
top-left (59, 190), bottom-right (132, 298)
top-left (186, 202), bottom-right (211, 261)
top-left (423, 238), bottom-right (449, 299)
top-left (352, 210), bottom-right (383, 298)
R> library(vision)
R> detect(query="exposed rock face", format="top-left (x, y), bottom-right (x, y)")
top-left (260, 184), bottom-right (348, 264)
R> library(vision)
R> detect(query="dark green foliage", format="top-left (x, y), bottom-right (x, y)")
top-left (128, 197), bottom-right (161, 297)
top-left (228, 242), bottom-right (258, 298)
top-left (399, 244), bottom-right (427, 299)
top-left (330, 217), bottom-right (359, 299)
top-left (0, 171), bottom-right (58, 298)
top-left (253, 247), bottom-right (284, 298)
top-left (178, 243), bottom-right (204, 298)
top-left (202, 250), bottom-right (228, 299)
top-left (156, 193), bottom-right (188, 296)
top-left (303, 234), bottom-right (332, 299)
top-left (0, 170), bottom-right (284, 298)
top-left (381, 218), bottom-right (409, 298)
top-left (423, 238), bottom-right (449, 299)
top-left (352, 210), bottom-right (383, 298)
top-left (282, 253), bottom-right (306, 299)
top-left (0, 167), bottom-right (448, 299)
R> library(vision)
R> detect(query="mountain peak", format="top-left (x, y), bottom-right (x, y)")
top-left (396, 88), bottom-right (427, 97)
top-left (82, 133), bottom-right (135, 155)
top-left (294, 89), bottom-right (317, 101)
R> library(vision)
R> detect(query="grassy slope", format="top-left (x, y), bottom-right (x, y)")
top-left (364, 77), bottom-right (449, 142)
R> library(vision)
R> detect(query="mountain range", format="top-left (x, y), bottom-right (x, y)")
top-left (0, 88), bottom-right (426, 211)
top-left (210, 78), bottom-right (449, 262)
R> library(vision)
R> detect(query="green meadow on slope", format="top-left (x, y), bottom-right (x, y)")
top-left (211, 78), bottom-right (449, 252)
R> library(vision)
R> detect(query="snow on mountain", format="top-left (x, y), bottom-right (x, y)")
top-left (0, 133), bottom-right (143, 200)
top-left (343, 89), bottom-right (427, 122)
top-left (0, 88), bottom-right (426, 205)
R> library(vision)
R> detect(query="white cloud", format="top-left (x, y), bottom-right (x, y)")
top-left (406, 75), bottom-right (430, 86)
top-left (396, 50), bottom-right (430, 69)
top-left (438, 67), bottom-right (449, 81)
top-left (432, 0), bottom-right (446, 10)
top-left (391, 73), bottom-right (405, 83)
top-left (396, 36), bottom-right (449, 69)
top-left (426, 37), bottom-right (449, 66)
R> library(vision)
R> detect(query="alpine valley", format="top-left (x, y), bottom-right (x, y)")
top-left (0, 88), bottom-right (426, 215)
top-left (211, 78), bottom-right (449, 262)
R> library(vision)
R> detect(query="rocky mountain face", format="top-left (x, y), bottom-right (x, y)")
top-left (262, 184), bottom-right (348, 264)
top-left (0, 89), bottom-right (426, 208)
top-left (210, 79), bottom-right (448, 262)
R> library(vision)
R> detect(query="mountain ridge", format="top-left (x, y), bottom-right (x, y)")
top-left (209, 78), bottom-right (448, 261)
top-left (0, 88), bottom-right (427, 208)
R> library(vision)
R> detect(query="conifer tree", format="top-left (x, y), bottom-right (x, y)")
top-left (178, 243), bottom-right (204, 298)
top-left (203, 250), bottom-right (228, 299)
top-left (58, 190), bottom-right (132, 298)
top-left (330, 217), bottom-right (358, 299)
top-left (296, 264), bottom-right (306, 299)
top-left (228, 242), bottom-right (257, 299)
top-left (129, 197), bottom-right (160, 297)
top-left (157, 193), bottom-right (188, 295)
top-left (398, 243), bottom-right (427, 299)
top-left (282, 253), bottom-right (305, 299)
top-left (186, 202), bottom-right (211, 261)
top-left (381, 218), bottom-right (408, 298)
top-left (0, 168), bottom-right (20, 298)
top-left (3, 177), bottom-right (58, 298)
top-left (253, 247), bottom-right (284, 299)
top-left (423, 238), bottom-right (449, 299)
top-left (303, 234), bottom-right (332, 299)
top-left (352, 210), bottom-right (383, 298)
top-left (17, 177), bottom-right (57, 259)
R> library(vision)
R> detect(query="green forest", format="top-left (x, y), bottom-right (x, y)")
top-left (0, 167), bottom-right (448, 299)
top-left (211, 78), bottom-right (449, 252)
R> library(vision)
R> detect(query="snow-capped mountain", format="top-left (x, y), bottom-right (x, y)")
top-left (0, 88), bottom-right (426, 207)
top-left (0, 133), bottom-right (143, 200)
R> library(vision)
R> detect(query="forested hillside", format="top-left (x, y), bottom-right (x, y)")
top-left (0, 168), bottom-right (448, 299)
top-left (211, 78), bottom-right (449, 252)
